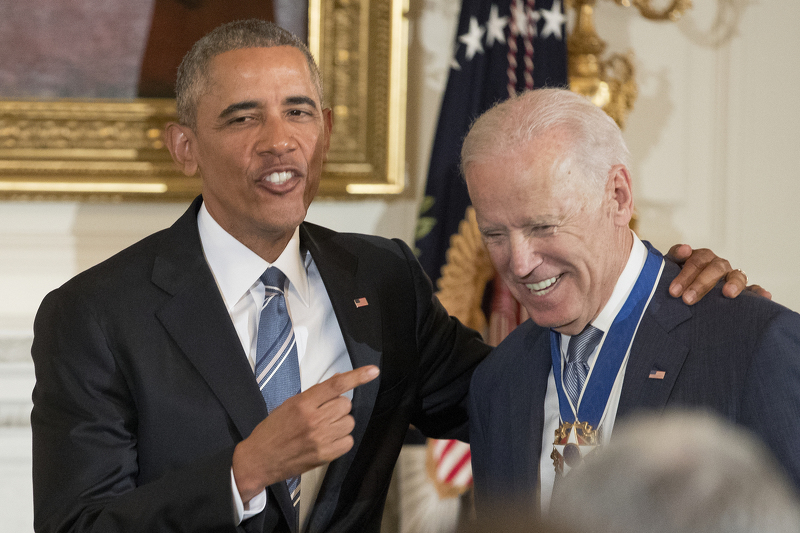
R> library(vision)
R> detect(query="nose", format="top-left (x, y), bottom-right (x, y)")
top-left (508, 234), bottom-right (542, 279)
top-left (257, 113), bottom-right (299, 156)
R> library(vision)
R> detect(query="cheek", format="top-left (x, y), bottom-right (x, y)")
top-left (486, 244), bottom-right (510, 274)
top-left (303, 176), bottom-right (320, 208)
top-left (198, 144), bottom-right (242, 177)
top-left (297, 124), bottom-right (324, 155)
top-left (506, 283), bottom-right (530, 305)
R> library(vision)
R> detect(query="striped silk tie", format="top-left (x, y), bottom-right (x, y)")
top-left (563, 325), bottom-right (603, 408)
top-left (255, 267), bottom-right (301, 516)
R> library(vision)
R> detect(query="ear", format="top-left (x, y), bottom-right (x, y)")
top-left (607, 164), bottom-right (634, 228)
top-left (164, 122), bottom-right (199, 176)
top-left (321, 107), bottom-right (333, 161)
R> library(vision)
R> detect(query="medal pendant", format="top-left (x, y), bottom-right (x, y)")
top-left (551, 420), bottom-right (600, 475)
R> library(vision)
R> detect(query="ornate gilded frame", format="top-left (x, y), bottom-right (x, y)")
top-left (0, 0), bottom-right (408, 201)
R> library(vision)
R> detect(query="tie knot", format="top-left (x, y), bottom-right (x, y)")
top-left (260, 267), bottom-right (287, 294)
top-left (567, 325), bottom-right (603, 365)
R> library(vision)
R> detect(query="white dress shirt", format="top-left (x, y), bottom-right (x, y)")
top-left (539, 233), bottom-right (662, 511)
top-left (197, 204), bottom-right (352, 530)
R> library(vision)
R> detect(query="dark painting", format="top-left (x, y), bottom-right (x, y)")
top-left (0, 0), bottom-right (307, 99)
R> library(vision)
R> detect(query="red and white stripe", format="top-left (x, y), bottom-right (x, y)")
top-left (506, 0), bottom-right (537, 97)
top-left (431, 438), bottom-right (473, 489)
top-left (523, 0), bottom-right (537, 90)
top-left (506, 0), bottom-right (520, 97)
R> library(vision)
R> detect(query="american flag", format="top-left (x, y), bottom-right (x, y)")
top-left (428, 439), bottom-right (473, 496)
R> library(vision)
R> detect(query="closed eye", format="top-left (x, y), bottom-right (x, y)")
top-left (228, 115), bottom-right (255, 124)
top-left (529, 225), bottom-right (557, 237)
top-left (480, 230), bottom-right (506, 243)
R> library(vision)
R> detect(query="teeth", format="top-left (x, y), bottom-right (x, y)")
top-left (526, 275), bottom-right (560, 293)
top-left (264, 171), bottom-right (293, 185)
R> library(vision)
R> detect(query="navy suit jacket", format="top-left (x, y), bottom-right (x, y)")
top-left (469, 257), bottom-right (800, 515)
top-left (31, 197), bottom-right (490, 533)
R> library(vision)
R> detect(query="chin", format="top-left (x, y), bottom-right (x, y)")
top-left (260, 202), bottom-right (306, 224)
top-left (526, 311), bottom-right (559, 329)
top-left (527, 308), bottom-right (580, 332)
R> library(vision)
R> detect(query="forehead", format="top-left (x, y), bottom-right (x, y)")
top-left (202, 46), bottom-right (317, 100)
top-left (467, 136), bottom-right (559, 195)
top-left (466, 138), bottom-right (580, 223)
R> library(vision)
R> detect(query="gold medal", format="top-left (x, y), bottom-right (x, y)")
top-left (551, 421), bottom-right (600, 476)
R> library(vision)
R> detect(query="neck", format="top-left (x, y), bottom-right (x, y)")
top-left (239, 232), bottom-right (293, 264)
top-left (603, 228), bottom-right (634, 303)
top-left (204, 209), bottom-right (295, 264)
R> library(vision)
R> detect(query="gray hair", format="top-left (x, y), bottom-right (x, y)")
top-left (175, 19), bottom-right (322, 129)
top-left (549, 410), bottom-right (800, 533)
top-left (461, 88), bottom-right (630, 199)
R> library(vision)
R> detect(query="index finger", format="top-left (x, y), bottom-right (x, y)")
top-left (305, 365), bottom-right (380, 405)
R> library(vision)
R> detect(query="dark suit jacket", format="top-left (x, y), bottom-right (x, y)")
top-left (469, 257), bottom-right (800, 515)
top-left (31, 197), bottom-right (490, 533)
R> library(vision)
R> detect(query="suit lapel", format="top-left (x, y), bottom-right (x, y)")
top-left (299, 224), bottom-right (382, 530)
top-left (517, 327), bottom-right (552, 504)
top-left (152, 198), bottom-right (266, 440)
top-left (487, 323), bottom-right (551, 505)
top-left (151, 199), bottom-right (298, 529)
top-left (618, 262), bottom-right (692, 417)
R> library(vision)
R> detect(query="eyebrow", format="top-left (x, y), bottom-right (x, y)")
top-left (218, 100), bottom-right (259, 120)
top-left (284, 95), bottom-right (318, 108)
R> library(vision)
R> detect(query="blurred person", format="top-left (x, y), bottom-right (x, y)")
top-left (549, 410), bottom-right (800, 533)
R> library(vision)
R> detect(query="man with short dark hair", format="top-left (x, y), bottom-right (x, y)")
top-left (31, 21), bottom-right (751, 533)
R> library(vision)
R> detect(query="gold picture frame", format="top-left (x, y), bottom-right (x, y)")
top-left (0, 0), bottom-right (408, 201)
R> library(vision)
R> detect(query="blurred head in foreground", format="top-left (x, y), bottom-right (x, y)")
top-left (549, 410), bottom-right (800, 533)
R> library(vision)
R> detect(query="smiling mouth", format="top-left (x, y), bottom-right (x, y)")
top-left (263, 171), bottom-right (295, 185)
top-left (526, 274), bottom-right (562, 296)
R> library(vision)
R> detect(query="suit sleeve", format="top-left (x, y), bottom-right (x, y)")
top-left (394, 239), bottom-right (491, 442)
top-left (468, 373), bottom-right (493, 514)
top-left (31, 287), bottom-right (240, 533)
top-left (739, 308), bottom-right (800, 490)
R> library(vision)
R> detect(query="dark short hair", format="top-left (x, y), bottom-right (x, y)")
top-left (175, 19), bottom-right (322, 128)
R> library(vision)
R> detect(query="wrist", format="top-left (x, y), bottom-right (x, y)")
top-left (232, 440), bottom-right (268, 502)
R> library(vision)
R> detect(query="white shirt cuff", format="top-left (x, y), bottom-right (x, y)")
top-left (231, 468), bottom-right (267, 524)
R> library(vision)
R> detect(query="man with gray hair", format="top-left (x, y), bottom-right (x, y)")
top-left (465, 88), bottom-right (800, 517)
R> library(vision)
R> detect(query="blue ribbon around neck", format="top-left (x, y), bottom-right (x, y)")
top-left (550, 244), bottom-right (664, 427)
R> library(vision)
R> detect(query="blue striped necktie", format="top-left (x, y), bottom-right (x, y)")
top-left (255, 267), bottom-right (301, 517)
top-left (563, 325), bottom-right (603, 408)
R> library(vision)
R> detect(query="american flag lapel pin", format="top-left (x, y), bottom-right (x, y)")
top-left (354, 297), bottom-right (369, 308)
top-left (649, 369), bottom-right (666, 380)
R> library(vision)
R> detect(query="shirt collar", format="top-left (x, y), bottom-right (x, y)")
top-left (197, 202), bottom-right (311, 310)
top-left (590, 231), bottom-right (647, 334)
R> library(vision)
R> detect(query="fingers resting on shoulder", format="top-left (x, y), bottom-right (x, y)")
top-left (666, 244), bottom-right (770, 304)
